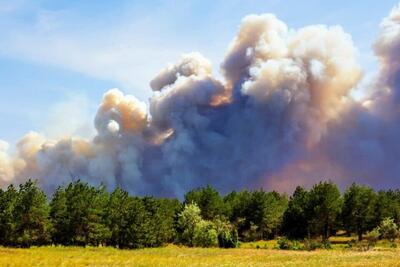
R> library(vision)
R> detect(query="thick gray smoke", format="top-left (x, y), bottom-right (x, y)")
top-left (1, 4), bottom-right (400, 196)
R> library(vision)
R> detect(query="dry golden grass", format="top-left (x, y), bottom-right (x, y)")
top-left (0, 245), bottom-right (399, 267)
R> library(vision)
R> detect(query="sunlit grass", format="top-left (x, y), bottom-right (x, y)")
top-left (1, 244), bottom-right (400, 267)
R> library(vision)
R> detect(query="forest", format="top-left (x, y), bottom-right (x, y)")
top-left (0, 179), bottom-right (399, 250)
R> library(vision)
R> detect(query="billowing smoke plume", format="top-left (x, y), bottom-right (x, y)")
top-left (1, 4), bottom-right (400, 196)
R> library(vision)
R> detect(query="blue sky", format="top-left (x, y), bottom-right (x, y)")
top-left (0, 0), bottom-right (398, 144)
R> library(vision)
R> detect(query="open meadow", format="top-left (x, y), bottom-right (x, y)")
top-left (1, 243), bottom-right (400, 267)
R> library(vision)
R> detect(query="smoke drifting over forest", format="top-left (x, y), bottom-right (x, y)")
top-left (1, 4), bottom-right (400, 197)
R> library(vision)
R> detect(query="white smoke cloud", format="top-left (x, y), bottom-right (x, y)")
top-left (150, 52), bottom-right (213, 91)
top-left (0, 140), bottom-right (14, 184)
top-left (1, 3), bottom-right (400, 196)
top-left (267, 3), bottom-right (400, 192)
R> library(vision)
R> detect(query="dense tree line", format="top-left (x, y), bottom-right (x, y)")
top-left (0, 180), bottom-right (400, 248)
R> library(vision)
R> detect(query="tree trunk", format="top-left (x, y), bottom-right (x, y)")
top-left (323, 222), bottom-right (329, 241)
top-left (357, 230), bottom-right (362, 241)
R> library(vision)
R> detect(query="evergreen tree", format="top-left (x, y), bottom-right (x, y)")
top-left (224, 189), bottom-right (287, 240)
top-left (249, 190), bottom-right (288, 239)
top-left (50, 186), bottom-right (69, 244)
top-left (127, 196), bottom-right (151, 248)
top-left (152, 198), bottom-right (181, 244)
top-left (58, 181), bottom-right (110, 246)
top-left (105, 187), bottom-right (133, 248)
top-left (374, 190), bottom-right (400, 227)
top-left (86, 185), bottom-right (110, 246)
top-left (13, 180), bottom-right (51, 247)
top-left (282, 186), bottom-right (309, 239)
top-left (0, 185), bottom-right (18, 245)
top-left (184, 185), bottom-right (226, 220)
top-left (342, 183), bottom-right (377, 241)
top-left (308, 181), bottom-right (342, 240)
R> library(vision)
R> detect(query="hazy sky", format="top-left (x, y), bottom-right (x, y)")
top-left (0, 0), bottom-right (398, 144)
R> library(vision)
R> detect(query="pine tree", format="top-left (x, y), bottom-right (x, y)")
top-left (50, 186), bottom-right (69, 244)
top-left (308, 181), bottom-right (342, 240)
top-left (282, 186), bottom-right (309, 239)
top-left (60, 181), bottom-right (110, 246)
top-left (13, 180), bottom-right (51, 247)
top-left (0, 185), bottom-right (18, 245)
top-left (106, 187), bottom-right (132, 248)
top-left (342, 183), bottom-right (377, 241)
top-left (184, 185), bottom-right (226, 220)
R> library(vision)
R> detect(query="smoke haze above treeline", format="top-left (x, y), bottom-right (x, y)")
top-left (1, 3), bottom-right (400, 197)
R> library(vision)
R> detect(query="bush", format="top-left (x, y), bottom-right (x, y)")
top-left (303, 239), bottom-right (322, 251)
top-left (291, 240), bottom-right (302, 250)
top-left (177, 204), bottom-right (202, 246)
top-left (214, 218), bottom-right (239, 248)
top-left (192, 220), bottom-right (218, 247)
top-left (321, 239), bottom-right (331, 249)
top-left (365, 229), bottom-right (380, 250)
top-left (276, 237), bottom-right (329, 251)
top-left (217, 228), bottom-right (239, 248)
top-left (378, 218), bottom-right (399, 242)
top-left (277, 238), bottom-right (312, 250)
top-left (277, 237), bottom-right (291, 250)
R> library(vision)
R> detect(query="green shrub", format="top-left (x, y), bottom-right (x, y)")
top-left (276, 238), bottom-right (310, 250)
top-left (277, 237), bottom-right (291, 250)
top-left (214, 219), bottom-right (239, 248)
top-left (217, 228), bottom-right (238, 248)
top-left (303, 239), bottom-right (322, 251)
top-left (177, 203), bottom-right (202, 246)
top-left (192, 220), bottom-right (218, 247)
top-left (365, 229), bottom-right (380, 249)
top-left (378, 218), bottom-right (399, 242)
top-left (321, 239), bottom-right (331, 249)
top-left (291, 240), bottom-right (302, 250)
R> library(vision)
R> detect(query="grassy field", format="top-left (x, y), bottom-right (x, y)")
top-left (1, 243), bottom-right (400, 267)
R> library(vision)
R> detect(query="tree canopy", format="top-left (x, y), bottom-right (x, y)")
top-left (0, 179), bottom-right (399, 248)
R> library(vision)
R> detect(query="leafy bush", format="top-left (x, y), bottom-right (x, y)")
top-left (192, 220), bottom-right (218, 247)
top-left (365, 229), bottom-right (380, 249)
top-left (291, 240), bottom-right (302, 250)
top-left (217, 227), bottom-right (238, 248)
top-left (277, 237), bottom-right (291, 250)
top-left (321, 239), bottom-right (331, 249)
top-left (303, 239), bottom-right (322, 251)
top-left (277, 238), bottom-right (311, 250)
top-left (378, 218), bottom-right (399, 242)
top-left (177, 203), bottom-right (202, 246)
top-left (214, 218), bottom-right (239, 248)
